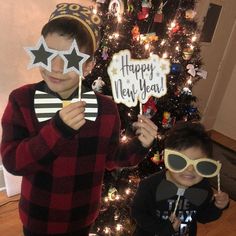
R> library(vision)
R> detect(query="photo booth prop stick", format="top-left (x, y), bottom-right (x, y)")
top-left (173, 188), bottom-right (185, 216)
top-left (25, 36), bottom-right (90, 76)
top-left (34, 90), bottom-right (98, 122)
top-left (217, 173), bottom-right (221, 192)
top-left (107, 50), bottom-right (170, 113)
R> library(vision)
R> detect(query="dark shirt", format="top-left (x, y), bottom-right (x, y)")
top-left (131, 170), bottom-right (224, 236)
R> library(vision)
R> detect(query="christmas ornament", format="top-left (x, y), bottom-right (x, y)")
top-left (153, 1), bottom-right (167, 23)
top-left (92, 77), bottom-right (105, 93)
top-left (185, 9), bottom-right (197, 20)
top-left (183, 48), bottom-right (194, 60)
top-left (102, 45), bottom-right (109, 60)
top-left (131, 25), bottom-right (140, 41)
top-left (108, 187), bottom-right (118, 201)
top-left (108, 0), bottom-right (124, 16)
top-left (170, 63), bottom-right (182, 74)
top-left (186, 64), bottom-right (208, 79)
top-left (196, 68), bottom-right (208, 79)
top-left (188, 107), bottom-right (198, 114)
top-left (127, 0), bottom-right (134, 14)
top-left (186, 64), bottom-right (197, 77)
top-left (170, 23), bottom-right (180, 34)
top-left (150, 152), bottom-right (161, 165)
top-left (140, 33), bottom-right (158, 44)
top-left (162, 111), bottom-right (172, 128)
top-left (143, 97), bottom-right (158, 118)
top-left (138, 0), bottom-right (152, 20)
top-left (182, 87), bottom-right (192, 95)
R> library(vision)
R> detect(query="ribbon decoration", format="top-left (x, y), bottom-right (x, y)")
top-left (34, 90), bottom-right (98, 122)
top-left (186, 64), bottom-right (208, 79)
top-left (156, 179), bottom-right (208, 207)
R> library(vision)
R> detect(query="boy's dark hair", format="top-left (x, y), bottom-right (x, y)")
top-left (41, 18), bottom-right (94, 61)
top-left (164, 121), bottom-right (213, 157)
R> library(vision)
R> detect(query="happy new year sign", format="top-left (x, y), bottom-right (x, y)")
top-left (107, 50), bottom-right (170, 107)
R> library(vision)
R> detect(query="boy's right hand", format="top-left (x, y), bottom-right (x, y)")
top-left (59, 101), bottom-right (86, 130)
top-left (169, 213), bottom-right (181, 232)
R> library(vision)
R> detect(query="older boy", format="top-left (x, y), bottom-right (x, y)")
top-left (1, 3), bottom-right (157, 236)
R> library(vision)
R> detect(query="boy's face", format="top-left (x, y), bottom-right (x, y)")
top-left (167, 147), bottom-right (205, 188)
top-left (39, 32), bottom-right (92, 99)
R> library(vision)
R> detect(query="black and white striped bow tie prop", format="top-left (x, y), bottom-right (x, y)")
top-left (34, 90), bottom-right (98, 122)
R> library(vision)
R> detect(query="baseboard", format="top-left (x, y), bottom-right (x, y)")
top-left (0, 165), bottom-right (6, 191)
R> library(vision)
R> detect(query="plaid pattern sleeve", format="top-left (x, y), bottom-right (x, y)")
top-left (1, 84), bottom-right (66, 175)
top-left (1, 82), bottom-right (149, 235)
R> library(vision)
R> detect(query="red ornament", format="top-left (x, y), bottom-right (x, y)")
top-left (138, 0), bottom-right (152, 20)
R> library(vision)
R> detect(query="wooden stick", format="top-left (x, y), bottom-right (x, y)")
top-left (139, 102), bottom-right (143, 115)
top-left (217, 173), bottom-right (221, 193)
top-left (173, 194), bottom-right (181, 216)
top-left (78, 76), bottom-right (82, 101)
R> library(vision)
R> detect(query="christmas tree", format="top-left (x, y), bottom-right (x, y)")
top-left (86, 0), bottom-right (207, 235)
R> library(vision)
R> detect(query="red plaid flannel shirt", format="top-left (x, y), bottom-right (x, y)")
top-left (1, 81), bottom-right (148, 235)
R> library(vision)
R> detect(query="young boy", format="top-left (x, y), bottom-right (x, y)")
top-left (131, 121), bottom-right (229, 236)
top-left (0, 3), bottom-right (158, 236)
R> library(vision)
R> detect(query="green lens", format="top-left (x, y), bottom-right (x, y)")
top-left (196, 161), bottom-right (217, 176)
top-left (168, 154), bottom-right (187, 171)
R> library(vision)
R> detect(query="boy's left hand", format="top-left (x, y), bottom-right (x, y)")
top-left (214, 191), bottom-right (230, 209)
top-left (132, 115), bottom-right (158, 148)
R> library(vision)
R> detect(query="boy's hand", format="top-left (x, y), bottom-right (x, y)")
top-left (214, 191), bottom-right (230, 209)
top-left (59, 101), bottom-right (86, 130)
top-left (132, 115), bottom-right (158, 148)
top-left (169, 213), bottom-right (181, 232)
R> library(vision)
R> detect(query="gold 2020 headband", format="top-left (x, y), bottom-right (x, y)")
top-left (48, 3), bottom-right (102, 51)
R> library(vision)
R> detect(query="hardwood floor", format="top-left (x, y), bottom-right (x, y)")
top-left (0, 193), bottom-right (22, 236)
top-left (0, 130), bottom-right (236, 236)
top-left (0, 192), bottom-right (235, 236)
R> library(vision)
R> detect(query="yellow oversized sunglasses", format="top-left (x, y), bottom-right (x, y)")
top-left (164, 149), bottom-right (221, 178)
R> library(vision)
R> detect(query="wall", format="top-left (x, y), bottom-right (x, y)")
top-left (214, 63), bottom-right (236, 140)
top-left (193, 0), bottom-right (236, 138)
top-left (0, 0), bottom-right (94, 166)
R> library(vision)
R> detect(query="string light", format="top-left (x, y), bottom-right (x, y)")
top-left (161, 39), bottom-right (166, 46)
top-left (116, 224), bottom-right (123, 231)
top-left (191, 35), bottom-right (197, 42)
top-left (92, 7), bottom-right (98, 15)
top-left (121, 135), bottom-right (128, 143)
top-left (168, 20), bottom-right (176, 30)
top-left (117, 14), bottom-right (122, 23)
top-left (125, 188), bottom-right (131, 195)
top-left (187, 78), bottom-right (193, 85)
top-left (113, 33), bottom-right (120, 39)
top-left (103, 227), bottom-right (111, 234)
top-left (162, 52), bottom-right (168, 58)
top-left (144, 43), bottom-right (150, 50)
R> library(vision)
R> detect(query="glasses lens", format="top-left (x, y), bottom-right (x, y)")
top-left (168, 154), bottom-right (187, 171)
top-left (196, 161), bottom-right (217, 176)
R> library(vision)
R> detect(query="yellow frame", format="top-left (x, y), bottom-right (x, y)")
top-left (164, 149), bottom-right (221, 178)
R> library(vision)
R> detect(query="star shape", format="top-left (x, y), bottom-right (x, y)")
top-left (61, 40), bottom-right (90, 76)
top-left (24, 36), bottom-right (57, 71)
